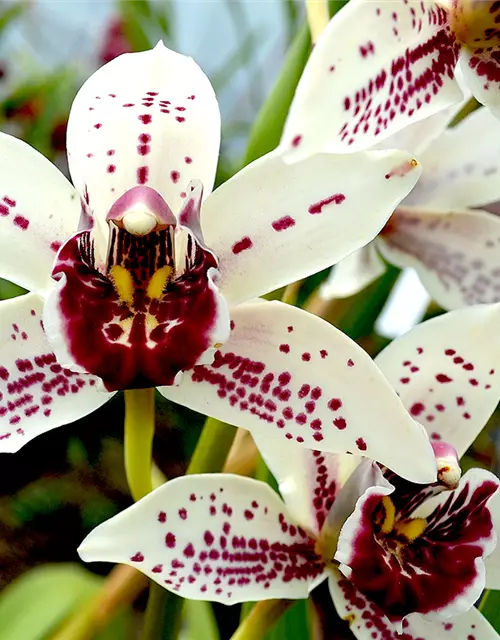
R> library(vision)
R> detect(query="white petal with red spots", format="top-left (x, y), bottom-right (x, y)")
top-left (404, 107), bottom-right (500, 209)
top-left (328, 569), bottom-right (500, 640)
top-left (67, 42), bottom-right (220, 232)
top-left (0, 133), bottom-right (80, 291)
top-left (78, 474), bottom-right (325, 603)
top-left (253, 433), bottom-right (358, 536)
top-left (280, 0), bottom-right (462, 159)
top-left (375, 303), bottom-right (500, 456)
top-left (377, 206), bottom-right (500, 309)
top-left (484, 490), bottom-right (500, 589)
top-left (319, 243), bottom-right (386, 301)
top-left (202, 149), bottom-right (421, 306)
top-left (0, 292), bottom-right (113, 453)
top-left (160, 300), bottom-right (436, 483)
top-left (460, 48), bottom-right (500, 121)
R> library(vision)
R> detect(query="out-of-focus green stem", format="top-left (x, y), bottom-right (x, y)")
top-left (124, 388), bottom-right (155, 502)
top-left (231, 600), bottom-right (294, 640)
top-left (188, 416), bottom-right (237, 474)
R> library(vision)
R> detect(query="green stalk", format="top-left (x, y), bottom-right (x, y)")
top-left (124, 388), bottom-right (155, 502)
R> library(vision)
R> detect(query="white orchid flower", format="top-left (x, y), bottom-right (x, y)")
top-left (78, 302), bottom-right (500, 639)
top-left (0, 42), bottom-right (437, 484)
top-left (320, 105), bottom-right (500, 309)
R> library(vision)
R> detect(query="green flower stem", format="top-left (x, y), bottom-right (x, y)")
top-left (141, 417), bottom-right (237, 640)
top-left (231, 599), bottom-right (294, 640)
top-left (187, 416), bottom-right (238, 474)
top-left (124, 388), bottom-right (155, 502)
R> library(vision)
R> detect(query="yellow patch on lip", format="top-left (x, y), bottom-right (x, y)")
top-left (378, 496), bottom-right (396, 535)
top-left (109, 265), bottom-right (135, 305)
top-left (394, 517), bottom-right (427, 542)
top-left (147, 265), bottom-right (173, 299)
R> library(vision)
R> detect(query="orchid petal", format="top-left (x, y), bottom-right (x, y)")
top-left (0, 133), bottom-right (79, 291)
top-left (319, 244), bottom-right (386, 301)
top-left (202, 149), bottom-right (421, 306)
top-left (375, 303), bottom-right (500, 456)
top-left (374, 86), bottom-right (471, 155)
top-left (78, 473), bottom-right (325, 603)
top-left (377, 206), bottom-right (500, 309)
top-left (0, 292), bottom-right (112, 453)
top-left (160, 299), bottom-right (436, 484)
top-left (252, 433), bottom-right (359, 536)
top-left (404, 107), bottom-right (500, 209)
top-left (460, 48), bottom-right (500, 121)
top-left (67, 42), bottom-right (220, 235)
top-left (329, 569), bottom-right (500, 640)
top-left (280, 0), bottom-right (462, 159)
top-left (336, 467), bottom-right (499, 623)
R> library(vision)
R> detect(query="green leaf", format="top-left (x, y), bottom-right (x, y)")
top-left (183, 600), bottom-right (220, 640)
top-left (243, 22), bottom-right (311, 166)
top-left (480, 590), bottom-right (500, 632)
top-left (0, 564), bottom-right (102, 640)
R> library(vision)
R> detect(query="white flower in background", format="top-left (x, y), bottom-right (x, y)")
top-left (79, 302), bottom-right (500, 639)
top-left (0, 42), bottom-right (438, 485)
top-left (320, 105), bottom-right (500, 310)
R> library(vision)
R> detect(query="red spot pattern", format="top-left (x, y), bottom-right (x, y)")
top-left (232, 237), bottom-right (253, 255)
top-left (131, 484), bottom-right (324, 599)
top-left (308, 193), bottom-right (346, 215)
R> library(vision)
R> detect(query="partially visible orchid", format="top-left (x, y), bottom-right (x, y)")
top-left (0, 42), bottom-right (440, 484)
top-left (78, 302), bottom-right (500, 638)
top-left (280, 0), bottom-right (500, 162)
top-left (320, 105), bottom-right (500, 309)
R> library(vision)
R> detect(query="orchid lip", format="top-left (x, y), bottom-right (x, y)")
top-left (47, 185), bottom-right (230, 391)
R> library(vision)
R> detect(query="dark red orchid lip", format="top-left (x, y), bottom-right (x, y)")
top-left (48, 185), bottom-right (229, 391)
top-left (336, 467), bottom-right (499, 623)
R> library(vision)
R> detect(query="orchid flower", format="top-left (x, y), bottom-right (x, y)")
top-left (0, 42), bottom-right (438, 482)
top-left (320, 104), bottom-right (500, 309)
top-left (78, 302), bottom-right (500, 638)
top-left (279, 0), bottom-right (500, 162)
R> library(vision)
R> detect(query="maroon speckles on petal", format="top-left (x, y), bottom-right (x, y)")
top-left (308, 193), bottom-right (346, 215)
top-left (158, 511), bottom-right (167, 523)
top-left (355, 437), bottom-right (367, 451)
top-left (436, 373), bottom-right (453, 383)
top-left (165, 532), bottom-right (176, 548)
top-left (137, 166), bottom-right (149, 185)
top-left (139, 114), bottom-right (152, 125)
top-left (328, 398), bottom-right (342, 411)
top-left (232, 237), bottom-right (253, 255)
top-left (279, 344), bottom-right (290, 354)
top-left (170, 171), bottom-right (180, 183)
top-left (271, 216), bottom-right (296, 232)
top-left (130, 552), bottom-right (144, 562)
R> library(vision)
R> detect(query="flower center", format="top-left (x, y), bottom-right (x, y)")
top-left (449, 0), bottom-right (500, 49)
top-left (50, 184), bottom-right (230, 390)
top-left (373, 496), bottom-right (427, 552)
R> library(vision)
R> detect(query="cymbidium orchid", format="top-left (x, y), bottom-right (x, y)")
top-left (78, 302), bottom-right (500, 639)
top-left (279, 0), bottom-right (500, 162)
top-left (0, 42), bottom-right (439, 483)
top-left (320, 104), bottom-right (500, 309)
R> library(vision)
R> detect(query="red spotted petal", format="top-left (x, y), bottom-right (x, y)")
top-left (78, 474), bottom-right (325, 603)
top-left (160, 299), bottom-right (436, 484)
top-left (375, 303), bottom-right (500, 456)
top-left (0, 292), bottom-right (112, 453)
top-left (281, 0), bottom-right (462, 159)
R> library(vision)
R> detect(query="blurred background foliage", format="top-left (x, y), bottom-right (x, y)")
top-left (0, 1), bottom-right (498, 639)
